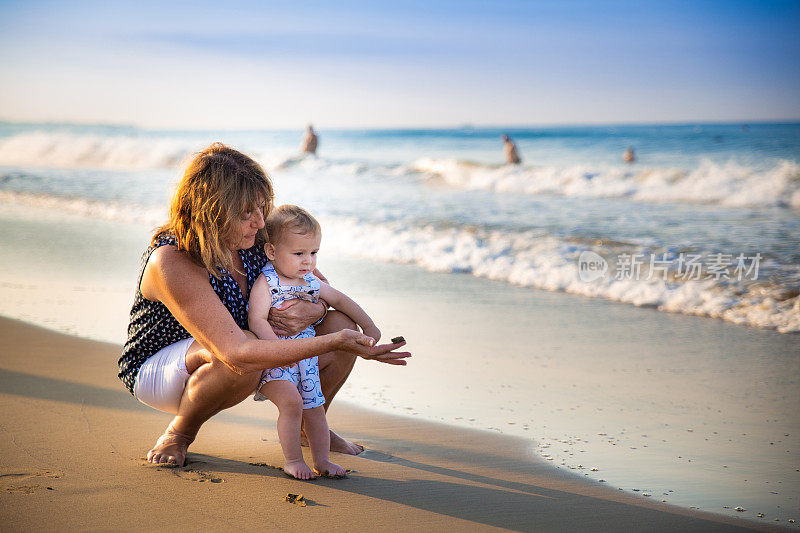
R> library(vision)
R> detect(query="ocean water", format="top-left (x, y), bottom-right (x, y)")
top-left (1, 122), bottom-right (799, 525)
top-left (1, 121), bottom-right (798, 333)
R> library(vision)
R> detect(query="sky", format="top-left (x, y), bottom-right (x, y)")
top-left (0, 0), bottom-right (799, 129)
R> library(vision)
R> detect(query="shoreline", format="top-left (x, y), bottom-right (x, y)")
top-left (0, 316), bottom-right (785, 531)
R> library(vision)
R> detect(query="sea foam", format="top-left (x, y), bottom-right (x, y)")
top-left (320, 216), bottom-right (800, 334)
top-left (414, 157), bottom-right (800, 208)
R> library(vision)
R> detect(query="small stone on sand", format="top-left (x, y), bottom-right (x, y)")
top-left (284, 493), bottom-right (307, 507)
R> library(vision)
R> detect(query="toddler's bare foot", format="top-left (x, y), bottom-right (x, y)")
top-left (283, 459), bottom-right (317, 480)
top-left (147, 429), bottom-right (194, 467)
top-left (314, 460), bottom-right (347, 478)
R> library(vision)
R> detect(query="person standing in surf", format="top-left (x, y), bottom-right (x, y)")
top-left (502, 134), bottom-right (522, 165)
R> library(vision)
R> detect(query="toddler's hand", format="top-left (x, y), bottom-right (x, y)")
top-left (363, 326), bottom-right (381, 343)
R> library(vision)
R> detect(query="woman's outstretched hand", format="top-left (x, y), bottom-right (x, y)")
top-left (334, 329), bottom-right (410, 365)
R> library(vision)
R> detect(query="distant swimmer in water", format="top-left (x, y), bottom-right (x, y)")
top-left (302, 124), bottom-right (318, 155)
top-left (502, 134), bottom-right (521, 165)
top-left (623, 146), bottom-right (636, 163)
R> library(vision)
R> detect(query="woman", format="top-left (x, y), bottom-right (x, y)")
top-left (118, 143), bottom-right (409, 466)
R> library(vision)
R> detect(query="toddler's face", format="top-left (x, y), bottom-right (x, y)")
top-left (266, 230), bottom-right (321, 281)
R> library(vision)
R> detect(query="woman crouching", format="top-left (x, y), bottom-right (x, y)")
top-left (118, 142), bottom-right (409, 466)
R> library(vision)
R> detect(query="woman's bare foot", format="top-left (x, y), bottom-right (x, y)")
top-left (314, 459), bottom-right (347, 478)
top-left (283, 459), bottom-right (317, 480)
top-left (301, 429), bottom-right (364, 455)
top-left (147, 429), bottom-right (194, 466)
top-left (329, 429), bottom-right (364, 455)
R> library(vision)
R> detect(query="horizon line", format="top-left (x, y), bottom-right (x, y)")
top-left (2, 118), bottom-right (800, 132)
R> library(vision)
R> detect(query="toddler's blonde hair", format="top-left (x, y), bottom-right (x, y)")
top-left (266, 204), bottom-right (321, 245)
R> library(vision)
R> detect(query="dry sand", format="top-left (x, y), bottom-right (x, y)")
top-left (0, 317), bottom-right (780, 532)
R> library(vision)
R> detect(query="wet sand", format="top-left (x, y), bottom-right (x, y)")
top-left (332, 257), bottom-right (800, 523)
top-left (0, 317), bottom-right (781, 531)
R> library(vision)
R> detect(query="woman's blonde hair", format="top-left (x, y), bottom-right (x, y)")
top-left (266, 204), bottom-right (321, 244)
top-left (154, 142), bottom-right (274, 278)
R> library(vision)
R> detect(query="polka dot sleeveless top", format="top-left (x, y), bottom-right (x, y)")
top-left (117, 234), bottom-right (268, 394)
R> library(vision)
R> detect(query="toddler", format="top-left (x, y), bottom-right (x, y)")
top-left (248, 204), bottom-right (381, 479)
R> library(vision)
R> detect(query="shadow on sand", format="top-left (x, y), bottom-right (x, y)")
top-left (1, 368), bottom-right (752, 532)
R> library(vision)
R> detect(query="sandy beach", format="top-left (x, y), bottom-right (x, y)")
top-left (1, 316), bottom-right (781, 531)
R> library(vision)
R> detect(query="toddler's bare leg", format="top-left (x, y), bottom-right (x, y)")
top-left (303, 406), bottom-right (346, 478)
top-left (261, 380), bottom-right (316, 480)
top-left (315, 310), bottom-right (363, 455)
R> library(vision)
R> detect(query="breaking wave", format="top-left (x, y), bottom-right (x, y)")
top-left (413, 158), bottom-right (800, 208)
top-left (2, 131), bottom-right (798, 208)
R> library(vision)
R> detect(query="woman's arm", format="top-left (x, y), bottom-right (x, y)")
top-left (319, 282), bottom-right (381, 342)
top-left (142, 246), bottom-right (409, 375)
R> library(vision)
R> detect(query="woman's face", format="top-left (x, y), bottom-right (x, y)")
top-left (227, 198), bottom-right (267, 251)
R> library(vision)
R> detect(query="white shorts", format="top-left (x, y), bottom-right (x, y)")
top-left (133, 337), bottom-right (194, 414)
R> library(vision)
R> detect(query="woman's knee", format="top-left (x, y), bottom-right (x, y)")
top-left (209, 357), bottom-right (261, 389)
top-left (315, 310), bottom-right (356, 335)
top-left (184, 357), bottom-right (260, 404)
top-left (184, 340), bottom-right (212, 375)
top-left (315, 311), bottom-right (358, 370)
top-left (318, 349), bottom-right (356, 375)
top-left (189, 332), bottom-right (259, 381)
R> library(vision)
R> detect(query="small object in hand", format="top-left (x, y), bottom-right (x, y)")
top-left (391, 336), bottom-right (405, 343)
top-left (284, 493), bottom-right (307, 507)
